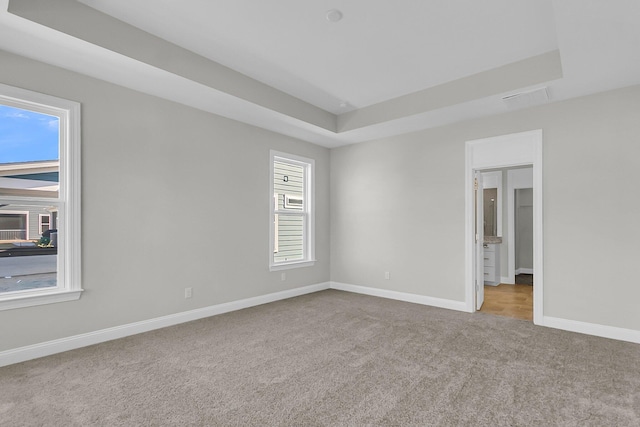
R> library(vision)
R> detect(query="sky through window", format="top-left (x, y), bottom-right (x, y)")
top-left (0, 105), bottom-right (59, 164)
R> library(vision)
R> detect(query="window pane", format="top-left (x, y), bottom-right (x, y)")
top-left (0, 105), bottom-right (59, 198)
top-left (274, 161), bottom-right (304, 210)
top-left (0, 104), bottom-right (59, 294)
top-left (0, 203), bottom-right (57, 293)
top-left (274, 214), bottom-right (304, 263)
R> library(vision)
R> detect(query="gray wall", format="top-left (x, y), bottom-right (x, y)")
top-left (331, 84), bottom-right (640, 331)
top-left (515, 188), bottom-right (533, 271)
top-left (0, 50), bottom-right (330, 352)
top-left (500, 170), bottom-right (509, 279)
top-left (3, 46), bottom-right (640, 353)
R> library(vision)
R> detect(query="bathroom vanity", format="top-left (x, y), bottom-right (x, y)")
top-left (483, 239), bottom-right (501, 286)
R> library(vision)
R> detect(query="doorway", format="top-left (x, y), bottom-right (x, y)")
top-left (465, 130), bottom-right (543, 325)
top-left (476, 167), bottom-right (534, 321)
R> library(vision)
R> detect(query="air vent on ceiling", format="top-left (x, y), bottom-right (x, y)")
top-left (502, 87), bottom-right (549, 109)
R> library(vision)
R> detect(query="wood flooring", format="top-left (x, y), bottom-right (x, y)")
top-left (480, 284), bottom-right (533, 321)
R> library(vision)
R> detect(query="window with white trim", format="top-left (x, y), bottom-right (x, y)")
top-left (0, 83), bottom-right (82, 310)
top-left (38, 214), bottom-right (51, 235)
top-left (270, 151), bottom-right (315, 271)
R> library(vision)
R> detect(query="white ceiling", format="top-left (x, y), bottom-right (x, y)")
top-left (78, 0), bottom-right (559, 114)
top-left (1, 0), bottom-right (640, 147)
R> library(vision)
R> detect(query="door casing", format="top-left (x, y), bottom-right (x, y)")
top-left (465, 130), bottom-right (543, 324)
top-left (475, 171), bottom-right (484, 310)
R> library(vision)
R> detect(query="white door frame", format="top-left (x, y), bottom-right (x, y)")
top-left (465, 129), bottom-right (543, 324)
top-left (474, 171), bottom-right (485, 310)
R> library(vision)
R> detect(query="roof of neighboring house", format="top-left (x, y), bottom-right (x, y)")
top-left (0, 161), bottom-right (59, 197)
top-left (5, 172), bottom-right (59, 182)
top-left (0, 160), bottom-right (58, 175)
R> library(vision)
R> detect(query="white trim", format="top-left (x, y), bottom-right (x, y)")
top-left (0, 83), bottom-right (82, 309)
top-left (0, 289), bottom-right (82, 312)
top-left (3, 281), bottom-right (638, 367)
top-left (0, 282), bottom-right (330, 367)
top-left (269, 260), bottom-right (316, 271)
top-left (464, 143), bottom-right (475, 312)
top-left (273, 212), bottom-right (279, 253)
top-left (38, 213), bottom-right (51, 235)
top-left (330, 281), bottom-right (469, 313)
top-left (465, 130), bottom-right (543, 324)
top-left (542, 316), bottom-right (640, 345)
top-left (515, 268), bottom-right (534, 275)
top-left (500, 276), bottom-right (511, 284)
top-left (532, 139), bottom-right (543, 324)
top-left (283, 194), bottom-right (303, 210)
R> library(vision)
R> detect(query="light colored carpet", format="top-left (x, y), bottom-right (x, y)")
top-left (1, 289), bottom-right (639, 426)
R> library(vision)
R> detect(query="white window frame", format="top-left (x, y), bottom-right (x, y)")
top-left (283, 194), bottom-right (304, 210)
top-left (38, 213), bottom-right (51, 235)
top-left (0, 83), bottom-right (82, 311)
top-left (269, 150), bottom-right (315, 271)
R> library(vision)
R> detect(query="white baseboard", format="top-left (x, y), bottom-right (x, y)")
top-left (515, 268), bottom-right (533, 275)
top-left (330, 281), bottom-right (468, 312)
top-left (500, 276), bottom-right (512, 284)
top-left (0, 282), bottom-right (330, 368)
top-left (5, 281), bottom-right (638, 368)
top-left (542, 316), bottom-right (640, 344)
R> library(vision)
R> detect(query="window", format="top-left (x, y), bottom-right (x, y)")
top-left (270, 151), bottom-right (315, 271)
top-left (0, 212), bottom-right (28, 240)
top-left (0, 83), bottom-right (81, 310)
top-left (39, 214), bottom-right (51, 235)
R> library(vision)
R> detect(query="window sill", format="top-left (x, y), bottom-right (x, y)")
top-left (0, 288), bottom-right (83, 311)
top-left (269, 260), bottom-right (316, 272)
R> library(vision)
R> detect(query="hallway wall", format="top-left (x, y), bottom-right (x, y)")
top-left (515, 188), bottom-right (533, 271)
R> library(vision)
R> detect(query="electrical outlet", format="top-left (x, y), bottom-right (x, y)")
top-left (385, 271), bottom-right (390, 280)
top-left (184, 287), bottom-right (192, 299)
top-left (281, 272), bottom-right (286, 281)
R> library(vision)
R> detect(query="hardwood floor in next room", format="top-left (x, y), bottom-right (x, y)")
top-left (480, 284), bottom-right (533, 321)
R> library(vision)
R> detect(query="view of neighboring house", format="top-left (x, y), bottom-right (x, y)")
top-left (0, 160), bottom-right (59, 242)
top-left (273, 160), bottom-right (305, 263)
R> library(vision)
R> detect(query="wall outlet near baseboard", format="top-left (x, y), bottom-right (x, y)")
top-left (281, 272), bottom-right (286, 281)
top-left (184, 287), bottom-right (192, 299)
top-left (384, 272), bottom-right (390, 280)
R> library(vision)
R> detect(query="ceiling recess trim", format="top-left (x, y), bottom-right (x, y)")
top-left (2, 0), bottom-right (570, 148)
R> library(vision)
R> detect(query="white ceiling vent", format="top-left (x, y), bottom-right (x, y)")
top-left (502, 87), bottom-right (549, 109)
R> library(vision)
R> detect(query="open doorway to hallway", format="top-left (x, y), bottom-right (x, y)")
top-left (465, 129), bottom-right (543, 324)
top-left (479, 170), bottom-right (533, 321)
